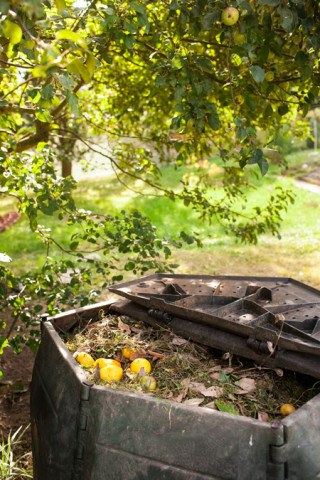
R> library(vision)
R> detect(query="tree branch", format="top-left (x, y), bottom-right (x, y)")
top-left (0, 105), bottom-right (36, 115)
top-left (56, 126), bottom-right (170, 194)
top-left (1, 77), bottom-right (33, 101)
top-left (52, 81), bottom-right (84, 119)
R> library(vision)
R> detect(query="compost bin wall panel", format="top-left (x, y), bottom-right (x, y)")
top-left (82, 386), bottom-right (280, 480)
top-left (283, 395), bottom-right (320, 480)
top-left (30, 322), bottom-right (87, 480)
top-left (88, 446), bottom-right (225, 480)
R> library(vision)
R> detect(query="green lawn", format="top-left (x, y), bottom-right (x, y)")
top-left (1, 149), bottom-right (319, 288)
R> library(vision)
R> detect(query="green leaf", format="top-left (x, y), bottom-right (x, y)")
top-left (277, 7), bottom-right (294, 32)
top-left (245, 95), bottom-right (256, 112)
top-left (55, 0), bottom-right (66, 13)
top-left (111, 275), bottom-right (123, 283)
top-left (237, 127), bottom-right (247, 140)
top-left (215, 400), bottom-right (239, 415)
top-left (202, 11), bottom-right (220, 30)
top-left (124, 261), bottom-right (135, 271)
top-left (102, 15), bottom-right (116, 29)
top-left (249, 148), bottom-right (269, 175)
top-left (124, 35), bottom-right (135, 49)
top-left (278, 104), bottom-right (289, 116)
top-left (39, 200), bottom-right (59, 215)
top-left (170, 0), bottom-right (178, 10)
top-left (56, 29), bottom-right (86, 47)
top-left (124, 21), bottom-right (137, 33)
top-left (264, 104), bottom-right (273, 117)
top-left (195, 57), bottom-right (213, 71)
top-left (207, 111), bottom-right (220, 130)
top-left (70, 241), bottom-right (79, 250)
top-left (86, 53), bottom-right (96, 77)
top-left (130, 2), bottom-right (145, 14)
top-left (302, 18), bottom-right (314, 35)
top-left (257, 0), bottom-right (279, 5)
top-left (300, 64), bottom-right (312, 81)
top-left (3, 20), bottom-right (22, 45)
top-left (54, 73), bottom-right (76, 90)
top-left (36, 110), bottom-right (53, 123)
top-left (66, 91), bottom-right (80, 115)
top-left (137, 14), bottom-right (149, 31)
top-left (174, 85), bottom-right (185, 103)
top-left (102, 6), bottom-right (114, 15)
top-left (33, 304), bottom-right (43, 313)
top-left (67, 59), bottom-right (91, 83)
top-left (295, 51), bottom-right (308, 67)
top-left (250, 65), bottom-right (265, 83)
top-left (0, 337), bottom-right (8, 355)
top-left (41, 85), bottom-right (55, 100)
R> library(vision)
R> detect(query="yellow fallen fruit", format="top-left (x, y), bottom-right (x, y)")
top-left (100, 365), bottom-right (123, 382)
top-left (94, 358), bottom-right (121, 369)
top-left (130, 358), bottom-right (151, 374)
top-left (76, 352), bottom-right (95, 367)
top-left (280, 403), bottom-right (296, 417)
top-left (121, 348), bottom-right (135, 359)
top-left (140, 375), bottom-right (157, 391)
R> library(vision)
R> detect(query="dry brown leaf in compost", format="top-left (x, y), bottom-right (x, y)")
top-left (274, 368), bottom-right (284, 377)
top-left (129, 349), bottom-right (147, 361)
top-left (131, 326), bottom-right (143, 335)
top-left (201, 386), bottom-right (223, 398)
top-left (235, 377), bottom-right (256, 394)
top-left (189, 382), bottom-right (223, 398)
top-left (74, 346), bottom-right (91, 354)
top-left (181, 378), bottom-right (191, 387)
top-left (148, 350), bottom-right (165, 359)
top-left (93, 365), bottom-right (100, 382)
top-left (223, 367), bottom-right (234, 374)
top-left (183, 398), bottom-right (204, 406)
top-left (172, 337), bottom-right (187, 346)
top-left (209, 365), bottom-right (222, 373)
top-left (189, 382), bottom-right (206, 394)
top-left (258, 412), bottom-right (269, 422)
top-left (118, 317), bottom-right (131, 334)
top-left (175, 378), bottom-right (190, 403)
top-left (210, 372), bottom-right (222, 381)
top-left (203, 401), bottom-right (217, 410)
top-left (181, 353), bottom-right (201, 364)
top-left (138, 367), bottom-right (146, 378)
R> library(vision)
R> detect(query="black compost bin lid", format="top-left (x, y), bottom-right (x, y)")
top-left (109, 274), bottom-right (320, 378)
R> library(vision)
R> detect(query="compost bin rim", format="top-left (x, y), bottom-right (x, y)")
top-left (108, 273), bottom-right (320, 296)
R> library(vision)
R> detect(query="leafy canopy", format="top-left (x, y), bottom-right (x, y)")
top-left (0, 0), bottom-right (318, 357)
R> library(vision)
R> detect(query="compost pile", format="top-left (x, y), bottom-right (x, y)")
top-left (63, 311), bottom-right (320, 421)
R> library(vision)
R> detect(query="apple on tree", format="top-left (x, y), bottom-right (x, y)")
top-left (221, 7), bottom-right (239, 26)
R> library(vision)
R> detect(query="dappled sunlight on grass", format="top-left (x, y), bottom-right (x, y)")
top-left (0, 154), bottom-right (319, 288)
top-left (170, 236), bottom-right (320, 289)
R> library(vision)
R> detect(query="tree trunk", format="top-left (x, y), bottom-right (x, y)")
top-left (62, 159), bottom-right (72, 177)
top-left (59, 116), bottom-right (76, 178)
top-left (314, 117), bottom-right (318, 151)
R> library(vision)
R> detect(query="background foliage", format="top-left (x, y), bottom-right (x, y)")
top-left (0, 0), bottom-right (319, 366)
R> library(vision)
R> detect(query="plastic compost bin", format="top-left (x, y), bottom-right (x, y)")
top-left (30, 302), bottom-right (320, 480)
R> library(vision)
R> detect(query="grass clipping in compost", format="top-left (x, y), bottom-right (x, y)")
top-left (64, 312), bottom-right (320, 421)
